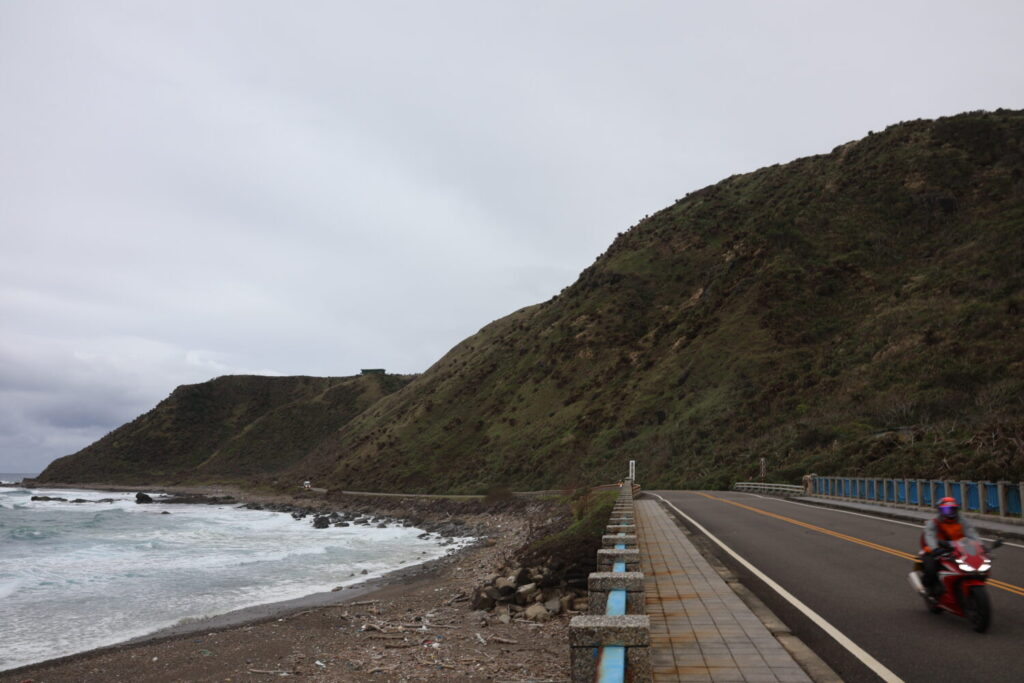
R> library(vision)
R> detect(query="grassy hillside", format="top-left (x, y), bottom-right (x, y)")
top-left (37, 374), bottom-right (413, 485)
top-left (302, 110), bottom-right (1024, 492)
top-left (38, 110), bottom-right (1024, 493)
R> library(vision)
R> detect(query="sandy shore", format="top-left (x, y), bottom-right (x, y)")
top-left (1, 484), bottom-right (572, 682)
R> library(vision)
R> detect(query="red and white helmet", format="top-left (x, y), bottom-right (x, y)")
top-left (937, 496), bottom-right (959, 520)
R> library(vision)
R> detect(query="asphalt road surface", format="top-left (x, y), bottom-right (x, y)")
top-left (650, 490), bottom-right (1024, 683)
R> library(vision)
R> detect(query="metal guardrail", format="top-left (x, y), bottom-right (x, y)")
top-left (732, 482), bottom-right (804, 496)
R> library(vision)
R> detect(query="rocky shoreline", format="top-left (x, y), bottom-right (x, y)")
top-left (2, 483), bottom-right (577, 682)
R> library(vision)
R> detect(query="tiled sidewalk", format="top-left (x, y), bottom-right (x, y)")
top-left (635, 499), bottom-right (811, 682)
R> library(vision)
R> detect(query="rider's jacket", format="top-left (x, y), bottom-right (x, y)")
top-left (921, 515), bottom-right (981, 552)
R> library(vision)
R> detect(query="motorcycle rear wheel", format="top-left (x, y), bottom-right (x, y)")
top-left (965, 585), bottom-right (991, 633)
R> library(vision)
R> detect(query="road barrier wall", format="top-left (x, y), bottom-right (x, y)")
top-left (809, 477), bottom-right (1024, 519)
top-left (570, 480), bottom-right (652, 682)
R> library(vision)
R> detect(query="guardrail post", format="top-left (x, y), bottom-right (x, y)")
top-left (587, 572), bottom-right (645, 615)
top-left (997, 482), bottom-right (1007, 518)
top-left (597, 548), bottom-right (641, 572)
top-left (570, 615), bottom-right (652, 682)
top-left (602, 534), bottom-right (637, 548)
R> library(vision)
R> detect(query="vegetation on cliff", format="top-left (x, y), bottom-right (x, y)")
top-left (304, 110), bottom-right (1024, 492)
top-left (37, 374), bottom-right (413, 484)
top-left (39, 110), bottom-right (1024, 492)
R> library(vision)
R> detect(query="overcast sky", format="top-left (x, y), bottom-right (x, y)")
top-left (2, 1), bottom-right (1023, 474)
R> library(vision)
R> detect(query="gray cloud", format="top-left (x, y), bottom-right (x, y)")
top-left (2, 0), bottom-right (1024, 472)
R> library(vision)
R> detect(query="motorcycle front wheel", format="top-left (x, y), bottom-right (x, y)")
top-left (965, 585), bottom-right (991, 633)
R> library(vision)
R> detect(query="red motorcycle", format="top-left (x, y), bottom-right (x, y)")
top-left (908, 538), bottom-right (1003, 632)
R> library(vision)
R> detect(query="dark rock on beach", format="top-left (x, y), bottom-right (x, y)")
top-left (135, 492), bottom-right (154, 504)
top-left (161, 494), bottom-right (237, 505)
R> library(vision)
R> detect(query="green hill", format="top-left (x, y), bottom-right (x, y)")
top-left (38, 110), bottom-right (1024, 492)
top-left (36, 373), bottom-right (413, 485)
top-left (301, 110), bottom-right (1024, 492)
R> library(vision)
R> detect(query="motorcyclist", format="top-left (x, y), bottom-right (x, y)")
top-left (920, 496), bottom-right (982, 597)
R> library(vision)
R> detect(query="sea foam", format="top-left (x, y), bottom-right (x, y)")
top-left (0, 486), bottom-right (470, 672)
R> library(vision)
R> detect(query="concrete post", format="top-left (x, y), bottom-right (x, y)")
top-left (569, 615), bottom-right (651, 682)
top-left (602, 534), bottom-right (638, 549)
top-left (597, 548), bottom-right (640, 572)
top-left (587, 572), bottom-right (645, 615)
top-left (997, 482), bottom-right (1007, 517)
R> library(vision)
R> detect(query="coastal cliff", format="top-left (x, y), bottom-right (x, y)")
top-left (302, 110), bottom-right (1024, 492)
top-left (36, 373), bottom-right (412, 485)
top-left (39, 110), bottom-right (1024, 492)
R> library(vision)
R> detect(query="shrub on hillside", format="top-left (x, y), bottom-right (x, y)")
top-left (515, 489), bottom-right (617, 586)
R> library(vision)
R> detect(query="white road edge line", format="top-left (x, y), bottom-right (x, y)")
top-left (649, 493), bottom-right (904, 683)
top-left (746, 494), bottom-right (1024, 550)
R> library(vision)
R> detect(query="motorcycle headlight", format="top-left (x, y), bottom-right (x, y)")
top-left (955, 559), bottom-right (976, 572)
top-left (979, 561), bottom-right (991, 572)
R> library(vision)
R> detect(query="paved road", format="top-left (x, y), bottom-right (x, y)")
top-left (651, 490), bottom-right (1024, 683)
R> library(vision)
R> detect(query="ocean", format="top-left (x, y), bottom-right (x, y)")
top-left (0, 483), bottom-right (469, 672)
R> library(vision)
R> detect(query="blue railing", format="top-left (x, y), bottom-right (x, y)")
top-left (599, 502), bottom-right (632, 682)
top-left (607, 589), bottom-right (626, 615)
top-left (599, 646), bottom-right (626, 680)
top-left (810, 477), bottom-right (1024, 518)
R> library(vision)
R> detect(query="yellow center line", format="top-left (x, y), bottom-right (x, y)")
top-left (694, 492), bottom-right (1024, 599)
